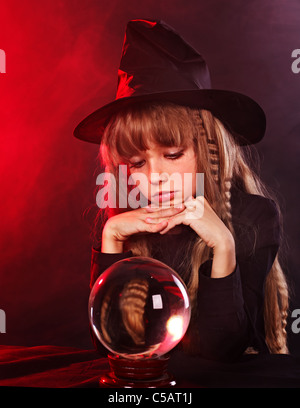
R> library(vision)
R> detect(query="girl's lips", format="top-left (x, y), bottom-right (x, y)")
top-left (154, 191), bottom-right (176, 203)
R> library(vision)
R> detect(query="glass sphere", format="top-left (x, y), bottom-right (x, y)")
top-left (89, 257), bottom-right (191, 360)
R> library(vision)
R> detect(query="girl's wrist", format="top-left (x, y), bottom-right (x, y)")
top-left (211, 236), bottom-right (236, 278)
top-left (101, 227), bottom-right (124, 253)
top-left (214, 233), bottom-right (235, 254)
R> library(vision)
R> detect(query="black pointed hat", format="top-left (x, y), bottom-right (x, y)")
top-left (74, 19), bottom-right (266, 145)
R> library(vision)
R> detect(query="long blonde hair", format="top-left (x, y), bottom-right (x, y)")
top-left (94, 102), bottom-right (289, 354)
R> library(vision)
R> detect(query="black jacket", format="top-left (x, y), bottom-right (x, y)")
top-left (89, 188), bottom-right (281, 361)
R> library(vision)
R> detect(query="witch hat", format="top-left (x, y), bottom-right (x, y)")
top-left (74, 19), bottom-right (266, 145)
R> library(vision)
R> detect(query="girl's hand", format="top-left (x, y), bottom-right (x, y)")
top-left (102, 205), bottom-right (185, 253)
top-left (145, 196), bottom-right (231, 248)
top-left (145, 196), bottom-right (236, 277)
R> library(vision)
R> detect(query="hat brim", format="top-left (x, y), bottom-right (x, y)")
top-left (73, 89), bottom-right (266, 145)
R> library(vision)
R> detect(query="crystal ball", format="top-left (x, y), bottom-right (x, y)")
top-left (89, 257), bottom-right (191, 360)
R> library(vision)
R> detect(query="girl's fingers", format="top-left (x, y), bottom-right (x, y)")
top-left (185, 201), bottom-right (196, 211)
top-left (143, 206), bottom-right (176, 225)
top-left (145, 216), bottom-right (172, 224)
top-left (196, 195), bottom-right (204, 202)
top-left (145, 217), bottom-right (158, 224)
top-left (144, 205), bottom-right (185, 216)
top-left (145, 220), bottom-right (168, 232)
top-left (144, 209), bottom-right (184, 223)
top-left (159, 213), bottom-right (186, 234)
top-left (142, 196), bottom-right (207, 235)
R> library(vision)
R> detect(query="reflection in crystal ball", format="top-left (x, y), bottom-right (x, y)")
top-left (89, 257), bottom-right (191, 360)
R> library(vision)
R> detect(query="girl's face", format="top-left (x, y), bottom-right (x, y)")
top-left (127, 142), bottom-right (198, 207)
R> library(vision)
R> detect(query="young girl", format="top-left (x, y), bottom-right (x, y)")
top-left (74, 19), bottom-right (289, 361)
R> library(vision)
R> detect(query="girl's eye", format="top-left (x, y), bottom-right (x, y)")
top-left (129, 150), bottom-right (184, 168)
top-left (165, 152), bottom-right (184, 160)
top-left (129, 160), bottom-right (145, 169)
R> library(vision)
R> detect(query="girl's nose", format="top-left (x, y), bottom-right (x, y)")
top-left (149, 171), bottom-right (169, 185)
top-left (148, 162), bottom-right (169, 185)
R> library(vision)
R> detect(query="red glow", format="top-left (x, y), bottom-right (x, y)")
top-left (0, 1), bottom-right (114, 347)
top-left (131, 19), bottom-right (157, 27)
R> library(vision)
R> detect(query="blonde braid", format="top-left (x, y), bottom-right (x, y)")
top-left (197, 110), bottom-right (234, 236)
top-left (185, 110), bottom-right (236, 308)
top-left (193, 110), bottom-right (220, 184)
top-left (264, 257), bottom-right (289, 353)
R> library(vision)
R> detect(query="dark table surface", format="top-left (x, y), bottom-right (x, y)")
top-left (0, 345), bottom-right (299, 388)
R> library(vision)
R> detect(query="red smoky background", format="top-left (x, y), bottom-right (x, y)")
top-left (0, 0), bottom-right (299, 354)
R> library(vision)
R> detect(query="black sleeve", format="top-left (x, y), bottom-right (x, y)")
top-left (88, 248), bottom-right (134, 354)
top-left (194, 244), bottom-right (278, 361)
top-left (189, 195), bottom-right (281, 362)
top-left (89, 249), bottom-right (134, 289)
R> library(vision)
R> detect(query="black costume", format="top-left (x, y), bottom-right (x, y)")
top-left (89, 187), bottom-right (281, 362)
